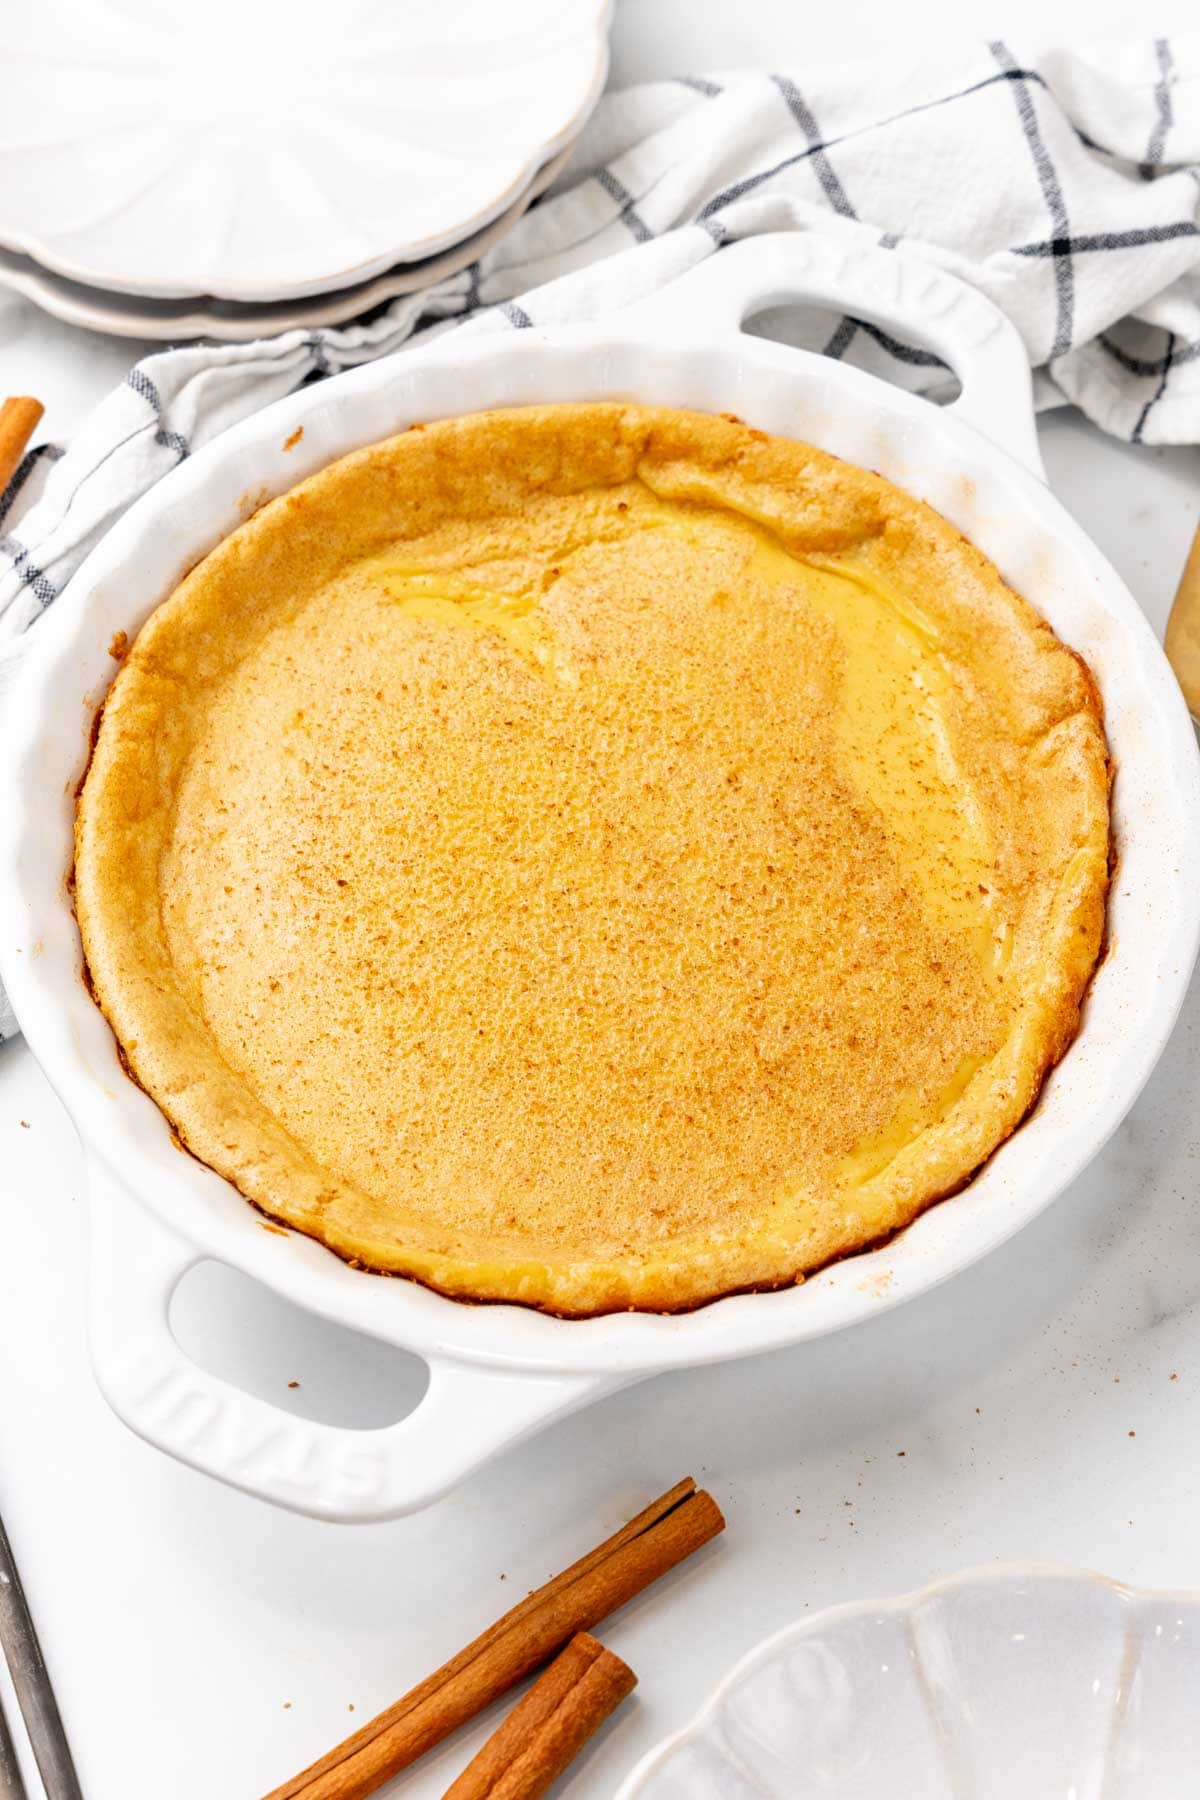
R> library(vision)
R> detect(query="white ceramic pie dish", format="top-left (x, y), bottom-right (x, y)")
top-left (615, 1565), bottom-right (1200, 1799)
top-left (3, 234), bottom-right (1199, 1521)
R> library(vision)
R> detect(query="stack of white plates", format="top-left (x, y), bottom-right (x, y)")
top-left (1, 0), bottom-right (610, 341)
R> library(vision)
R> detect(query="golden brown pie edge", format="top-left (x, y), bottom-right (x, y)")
top-left (73, 403), bottom-right (1111, 1317)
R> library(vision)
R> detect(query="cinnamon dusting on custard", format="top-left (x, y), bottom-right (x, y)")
top-left (73, 404), bottom-right (1110, 1315)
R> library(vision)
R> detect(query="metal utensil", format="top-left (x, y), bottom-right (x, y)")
top-left (0, 1689), bottom-right (30, 1800)
top-left (1165, 521), bottom-right (1200, 725)
top-left (0, 1512), bottom-right (82, 1800)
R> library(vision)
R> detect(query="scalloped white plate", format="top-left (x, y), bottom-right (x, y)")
top-left (617, 1566), bottom-right (1200, 1800)
top-left (0, 144), bottom-right (570, 343)
top-left (1, 0), bottom-right (610, 302)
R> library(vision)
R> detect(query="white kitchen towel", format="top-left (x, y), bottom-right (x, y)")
top-left (1, 35), bottom-right (1198, 1036)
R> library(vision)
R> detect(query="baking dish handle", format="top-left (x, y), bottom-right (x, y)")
top-left (86, 1163), bottom-right (627, 1523)
top-left (620, 232), bottom-right (1043, 477)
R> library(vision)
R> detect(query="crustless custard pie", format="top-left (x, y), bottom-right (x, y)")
top-left (75, 405), bottom-right (1110, 1315)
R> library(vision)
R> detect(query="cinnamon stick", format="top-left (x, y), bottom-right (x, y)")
top-left (262, 1478), bottom-right (722, 1800)
top-left (442, 1633), bottom-right (635, 1800)
top-left (0, 396), bottom-right (43, 494)
top-left (1165, 522), bottom-right (1200, 722)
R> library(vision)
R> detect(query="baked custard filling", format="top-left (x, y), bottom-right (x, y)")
top-left (75, 404), bottom-right (1110, 1314)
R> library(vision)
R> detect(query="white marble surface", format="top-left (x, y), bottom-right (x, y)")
top-left (2, 4), bottom-right (1200, 1798)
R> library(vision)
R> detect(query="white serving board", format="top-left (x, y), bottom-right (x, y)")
top-left (2, 1), bottom-right (1200, 1792)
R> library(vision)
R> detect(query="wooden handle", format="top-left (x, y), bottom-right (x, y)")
top-left (0, 397), bottom-right (43, 495)
top-left (1164, 523), bottom-right (1200, 723)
